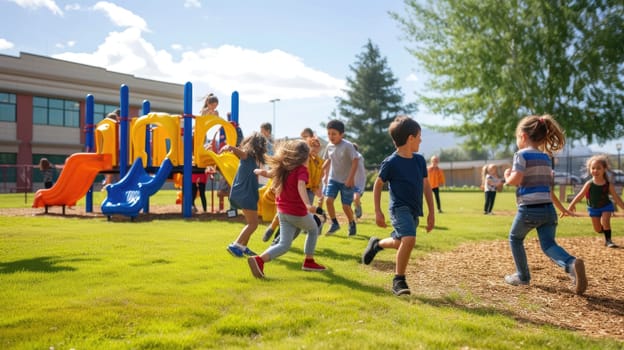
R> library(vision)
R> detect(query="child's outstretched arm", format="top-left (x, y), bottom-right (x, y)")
top-left (608, 183), bottom-right (624, 211)
top-left (253, 168), bottom-right (270, 178)
top-left (372, 177), bottom-right (386, 228)
top-left (222, 145), bottom-right (247, 159)
top-left (551, 191), bottom-right (575, 217)
top-left (566, 181), bottom-right (590, 213)
top-left (423, 178), bottom-right (435, 232)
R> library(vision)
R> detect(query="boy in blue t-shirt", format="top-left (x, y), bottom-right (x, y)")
top-left (361, 115), bottom-right (435, 296)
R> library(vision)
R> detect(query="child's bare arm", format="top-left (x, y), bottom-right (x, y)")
top-left (345, 157), bottom-right (358, 188)
top-left (567, 181), bottom-right (590, 212)
top-left (551, 191), bottom-right (574, 217)
top-left (504, 167), bottom-right (523, 186)
top-left (222, 145), bottom-right (246, 159)
top-left (373, 177), bottom-right (386, 228)
top-left (423, 178), bottom-right (435, 232)
top-left (608, 183), bottom-right (624, 211)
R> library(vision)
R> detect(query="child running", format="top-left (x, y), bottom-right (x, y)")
top-left (361, 115), bottom-right (435, 296)
top-left (567, 154), bottom-right (624, 248)
top-left (248, 140), bottom-right (326, 278)
top-left (322, 120), bottom-right (359, 236)
top-left (223, 132), bottom-right (268, 257)
top-left (262, 136), bottom-right (325, 242)
top-left (503, 114), bottom-right (587, 295)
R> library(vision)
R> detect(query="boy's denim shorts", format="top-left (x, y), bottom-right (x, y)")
top-left (323, 179), bottom-right (355, 205)
top-left (588, 202), bottom-right (615, 217)
top-left (389, 206), bottom-right (418, 239)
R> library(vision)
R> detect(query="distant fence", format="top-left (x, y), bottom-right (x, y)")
top-left (0, 164), bottom-right (75, 193)
top-left (2, 153), bottom-right (622, 193)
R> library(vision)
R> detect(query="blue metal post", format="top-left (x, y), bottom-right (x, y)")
top-left (119, 85), bottom-right (129, 177)
top-left (182, 82), bottom-right (193, 218)
top-left (142, 100), bottom-right (151, 213)
top-left (231, 91), bottom-right (239, 124)
top-left (85, 94), bottom-right (95, 213)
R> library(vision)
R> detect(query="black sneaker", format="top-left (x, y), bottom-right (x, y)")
top-left (348, 221), bottom-right (356, 236)
top-left (362, 237), bottom-right (381, 265)
top-left (392, 278), bottom-right (411, 296)
top-left (262, 227), bottom-right (274, 242)
top-left (606, 240), bottom-right (618, 248)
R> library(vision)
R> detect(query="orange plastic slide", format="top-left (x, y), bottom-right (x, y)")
top-left (33, 153), bottom-right (113, 209)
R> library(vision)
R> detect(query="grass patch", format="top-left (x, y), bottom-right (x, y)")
top-left (0, 190), bottom-right (621, 349)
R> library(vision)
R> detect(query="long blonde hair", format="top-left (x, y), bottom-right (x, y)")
top-left (517, 114), bottom-right (565, 156)
top-left (267, 140), bottom-right (310, 196)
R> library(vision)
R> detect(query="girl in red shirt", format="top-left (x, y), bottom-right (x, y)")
top-left (248, 140), bottom-right (326, 278)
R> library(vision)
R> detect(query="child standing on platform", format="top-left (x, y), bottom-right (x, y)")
top-left (248, 140), bottom-right (326, 278)
top-left (361, 115), bottom-right (435, 296)
top-left (322, 120), bottom-right (359, 236)
top-left (503, 114), bottom-right (587, 295)
top-left (567, 154), bottom-right (624, 248)
top-left (223, 132), bottom-right (268, 257)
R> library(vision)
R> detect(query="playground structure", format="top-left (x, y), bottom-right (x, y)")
top-left (32, 82), bottom-right (277, 220)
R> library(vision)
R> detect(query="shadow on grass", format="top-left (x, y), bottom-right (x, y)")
top-left (0, 256), bottom-right (95, 274)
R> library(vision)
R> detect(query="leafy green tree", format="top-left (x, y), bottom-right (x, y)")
top-left (391, 0), bottom-right (624, 147)
top-left (336, 40), bottom-right (416, 166)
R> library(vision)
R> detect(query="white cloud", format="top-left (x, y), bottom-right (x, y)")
top-left (55, 40), bottom-right (76, 49)
top-left (184, 0), bottom-right (201, 8)
top-left (53, 27), bottom-right (345, 105)
top-left (64, 3), bottom-right (81, 11)
top-left (8, 0), bottom-right (63, 15)
top-left (171, 44), bottom-right (183, 51)
top-left (406, 73), bottom-right (418, 82)
top-left (0, 38), bottom-right (15, 50)
top-left (92, 1), bottom-right (149, 32)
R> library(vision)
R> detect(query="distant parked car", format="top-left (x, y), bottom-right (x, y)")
top-left (553, 171), bottom-right (582, 185)
top-left (609, 169), bottom-right (624, 184)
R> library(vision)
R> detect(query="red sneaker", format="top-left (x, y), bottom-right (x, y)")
top-left (248, 256), bottom-right (265, 278)
top-left (302, 259), bottom-right (326, 271)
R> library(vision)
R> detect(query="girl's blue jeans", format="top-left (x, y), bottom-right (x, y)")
top-left (508, 203), bottom-right (575, 282)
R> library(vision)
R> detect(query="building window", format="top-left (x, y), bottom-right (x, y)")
top-left (0, 92), bottom-right (17, 122)
top-left (0, 152), bottom-right (17, 182)
top-left (94, 103), bottom-right (119, 123)
top-left (33, 96), bottom-right (80, 127)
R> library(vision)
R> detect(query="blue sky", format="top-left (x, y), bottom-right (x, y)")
top-left (0, 1), bottom-right (432, 137)
top-left (1, 0), bottom-right (619, 155)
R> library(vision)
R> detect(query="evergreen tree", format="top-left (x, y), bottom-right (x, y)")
top-left (392, 0), bottom-right (624, 147)
top-left (336, 40), bottom-right (416, 166)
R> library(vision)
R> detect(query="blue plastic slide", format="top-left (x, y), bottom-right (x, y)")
top-left (101, 158), bottom-right (173, 219)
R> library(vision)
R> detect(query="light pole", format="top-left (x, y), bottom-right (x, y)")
top-left (269, 98), bottom-right (280, 138)
top-left (617, 143), bottom-right (622, 170)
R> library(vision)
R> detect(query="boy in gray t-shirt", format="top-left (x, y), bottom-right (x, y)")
top-left (322, 120), bottom-right (359, 236)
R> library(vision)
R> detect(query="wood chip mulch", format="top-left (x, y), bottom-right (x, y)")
top-left (397, 237), bottom-right (623, 341)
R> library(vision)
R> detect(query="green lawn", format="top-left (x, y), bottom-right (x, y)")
top-left (0, 190), bottom-right (620, 349)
